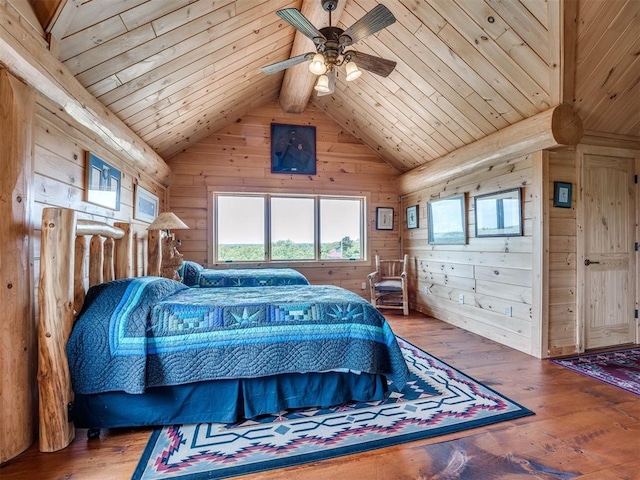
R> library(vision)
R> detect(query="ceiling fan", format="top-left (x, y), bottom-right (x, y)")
top-left (262, 0), bottom-right (397, 96)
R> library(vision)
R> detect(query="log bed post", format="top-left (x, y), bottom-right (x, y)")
top-left (148, 229), bottom-right (161, 276)
top-left (39, 210), bottom-right (129, 452)
top-left (114, 222), bottom-right (132, 279)
top-left (38, 208), bottom-right (76, 452)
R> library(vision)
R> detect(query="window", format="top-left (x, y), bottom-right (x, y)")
top-left (214, 193), bottom-right (365, 263)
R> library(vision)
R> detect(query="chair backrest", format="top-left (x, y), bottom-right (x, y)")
top-left (375, 254), bottom-right (408, 279)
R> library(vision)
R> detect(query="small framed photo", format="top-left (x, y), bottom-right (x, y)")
top-left (376, 207), bottom-right (394, 230)
top-left (85, 152), bottom-right (121, 210)
top-left (553, 182), bottom-right (572, 208)
top-left (406, 205), bottom-right (419, 229)
top-left (134, 184), bottom-right (159, 223)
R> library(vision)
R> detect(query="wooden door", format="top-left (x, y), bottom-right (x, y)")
top-left (580, 150), bottom-right (636, 350)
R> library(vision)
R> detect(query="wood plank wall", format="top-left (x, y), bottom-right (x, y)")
top-left (166, 101), bottom-right (401, 298)
top-left (547, 148), bottom-right (578, 356)
top-left (32, 97), bottom-right (167, 295)
top-left (402, 154), bottom-right (535, 355)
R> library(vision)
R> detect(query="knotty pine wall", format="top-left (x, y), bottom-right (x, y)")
top-left (32, 97), bottom-right (167, 286)
top-left (401, 154), bottom-right (537, 355)
top-left (547, 148), bottom-right (578, 356)
top-left (166, 101), bottom-right (401, 298)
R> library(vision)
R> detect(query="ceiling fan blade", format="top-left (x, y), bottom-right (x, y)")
top-left (276, 8), bottom-right (326, 43)
top-left (346, 51), bottom-right (396, 77)
top-left (262, 53), bottom-right (315, 75)
top-left (316, 70), bottom-right (336, 96)
top-left (340, 4), bottom-right (396, 45)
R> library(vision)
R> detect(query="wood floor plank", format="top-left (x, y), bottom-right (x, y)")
top-left (1, 312), bottom-right (637, 479)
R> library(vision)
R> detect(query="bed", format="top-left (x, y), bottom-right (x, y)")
top-left (178, 260), bottom-right (310, 288)
top-left (37, 207), bottom-right (409, 453)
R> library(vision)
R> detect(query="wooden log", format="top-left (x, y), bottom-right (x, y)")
top-left (76, 219), bottom-right (124, 239)
top-left (0, 68), bottom-right (36, 463)
top-left (89, 235), bottom-right (103, 287)
top-left (37, 207), bottom-right (76, 452)
top-left (103, 237), bottom-right (115, 282)
top-left (147, 230), bottom-right (161, 277)
top-left (398, 104), bottom-right (583, 195)
top-left (279, 0), bottom-right (345, 113)
top-left (73, 235), bottom-right (87, 316)
top-left (114, 222), bottom-right (132, 279)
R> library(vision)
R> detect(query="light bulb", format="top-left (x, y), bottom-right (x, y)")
top-left (314, 75), bottom-right (330, 93)
top-left (345, 62), bottom-right (362, 81)
top-left (308, 53), bottom-right (327, 75)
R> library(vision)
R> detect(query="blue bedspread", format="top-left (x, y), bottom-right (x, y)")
top-left (67, 278), bottom-right (408, 396)
top-left (179, 261), bottom-right (310, 288)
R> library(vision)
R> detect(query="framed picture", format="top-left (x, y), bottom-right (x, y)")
top-left (271, 123), bottom-right (316, 175)
top-left (427, 194), bottom-right (467, 244)
top-left (406, 205), bottom-right (419, 229)
top-left (85, 152), bottom-right (121, 210)
top-left (474, 188), bottom-right (523, 237)
top-left (376, 207), bottom-right (394, 230)
top-left (134, 184), bottom-right (159, 223)
top-left (553, 181), bottom-right (572, 208)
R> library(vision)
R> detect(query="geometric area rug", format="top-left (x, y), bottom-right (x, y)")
top-left (550, 347), bottom-right (640, 396)
top-left (132, 337), bottom-right (534, 480)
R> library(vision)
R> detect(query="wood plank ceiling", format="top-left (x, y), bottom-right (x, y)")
top-left (32, 0), bottom-right (639, 171)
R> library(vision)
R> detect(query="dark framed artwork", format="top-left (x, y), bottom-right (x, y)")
top-left (376, 207), bottom-right (394, 230)
top-left (134, 184), bottom-right (159, 223)
top-left (474, 188), bottom-right (523, 237)
top-left (271, 123), bottom-right (316, 174)
top-left (553, 181), bottom-right (572, 208)
top-left (427, 193), bottom-right (467, 244)
top-left (406, 205), bottom-right (419, 229)
top-left (85, 151), bottom-right (121, 210)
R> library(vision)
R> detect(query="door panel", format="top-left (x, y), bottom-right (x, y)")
top-left (582, 153), bottom-right (636, 350)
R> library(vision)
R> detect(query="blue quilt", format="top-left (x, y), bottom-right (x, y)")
top-left (179, 261), bottom-right (310, 288)
top-left (67, 278), bottom-right (408, 396)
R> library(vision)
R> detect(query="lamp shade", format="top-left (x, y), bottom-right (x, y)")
top-left (345, 62), bottom-right (362, 81)
top-left (314, 74), bottom-right (330, 93)
top-left (146, 212), bottom-right (189, 231)
top-left (308, 53), bottom-right (327, 75)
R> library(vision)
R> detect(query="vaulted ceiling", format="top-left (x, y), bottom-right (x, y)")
top-left (24, 0), bottom-right (640, 172)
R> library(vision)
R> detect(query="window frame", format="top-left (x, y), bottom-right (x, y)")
top-left (210, 191), bottom-right (368, 266)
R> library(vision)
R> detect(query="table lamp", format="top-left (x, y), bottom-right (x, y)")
top-left (146, 212), bottom-right (189, 280)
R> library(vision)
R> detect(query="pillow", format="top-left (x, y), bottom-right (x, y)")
top-left (179, 261), bottom-right (204, 286)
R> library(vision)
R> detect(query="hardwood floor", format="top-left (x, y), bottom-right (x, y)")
top-left (2, 312), bottom-right (639, 479)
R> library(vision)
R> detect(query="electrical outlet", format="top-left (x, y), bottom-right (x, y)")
top-left (505, 306), bottom-right (512, 317)
top-left (458, 294), bottom-right (464, 305)
top-left (361, 281), bottom-right (367, 290)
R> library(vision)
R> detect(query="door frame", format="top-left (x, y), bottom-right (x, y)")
top-left (576, 145), bottom-right (640, 352)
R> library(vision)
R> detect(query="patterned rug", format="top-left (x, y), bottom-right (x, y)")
top-left (550, 348), bottom-right (640, 396)
top-left (133, 338), bottom-right (533, 480)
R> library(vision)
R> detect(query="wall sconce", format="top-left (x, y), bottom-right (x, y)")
top-left (147, 212), bottom-right (189, 281)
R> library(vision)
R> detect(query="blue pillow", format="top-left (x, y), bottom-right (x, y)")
top-left (179, 261), bottom-right (203, 286)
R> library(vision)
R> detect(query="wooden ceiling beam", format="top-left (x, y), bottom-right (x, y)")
top-left (398, 104), bottom-right (583, 195)
top-left (0, 2), bottom-right (172, 185)
top-left (278, 0), bottom-right (345, 113)
top-left (548, 0), bottom-right (578, 106)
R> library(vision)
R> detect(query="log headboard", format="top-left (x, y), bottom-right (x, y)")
top-left (37, 207), bottom-right (140, 452)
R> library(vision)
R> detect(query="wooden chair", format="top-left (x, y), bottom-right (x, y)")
top-left (368, 254), bottom-right (409, 315)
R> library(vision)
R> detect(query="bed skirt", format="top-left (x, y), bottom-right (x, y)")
top-left (71, 371), bottom-right (388, 429)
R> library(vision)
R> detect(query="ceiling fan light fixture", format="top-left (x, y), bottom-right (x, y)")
top-left (314, 74), bottom-right (331, 92)
top-left (345, 61), bottom-right (362, 81)
top-left (309, 53), bottom-right (327, 75)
